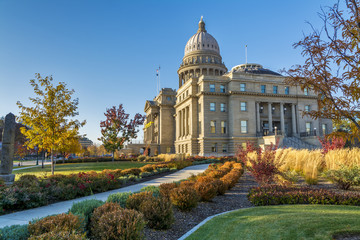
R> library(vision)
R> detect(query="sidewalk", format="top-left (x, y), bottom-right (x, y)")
top-left (0, 164), bottom-right (209, 228)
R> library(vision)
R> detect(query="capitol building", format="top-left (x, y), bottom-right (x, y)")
top-left (142, 18), bottom-right (332, 156)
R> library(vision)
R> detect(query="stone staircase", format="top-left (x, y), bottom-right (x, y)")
top-left (281, 137), bottom-right (319, 150)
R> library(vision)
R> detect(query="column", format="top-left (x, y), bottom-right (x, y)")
top-left (292, 104), bottom-right (297, 135)
top-left (280, 103), bottom-right (285, 136)
top-left (179, 111), bottom-right (182, 138)
top-left (181, 110), bottom-right (184, 137)
top-left (256, 102), bottom-right (261, 133)
top-left (186, 107), bottom-right (190, 135)
top-left (268, 102), bottom-right (273, 133)
top-left (182, 109), bottom-right (185, 137)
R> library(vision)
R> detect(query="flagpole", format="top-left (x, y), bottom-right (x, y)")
top-left (158, 66), bottom-right (161, 93)
top-left (245, 45), bottom-right (248, 64)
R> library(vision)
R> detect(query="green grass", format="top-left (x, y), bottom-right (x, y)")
top-left (186, 205), bottom-right (360, 240)
top-left (14, 161), bottom-right (150, 178)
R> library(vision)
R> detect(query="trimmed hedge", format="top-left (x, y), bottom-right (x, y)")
top-left (248, 185), bottom-right (360, 206)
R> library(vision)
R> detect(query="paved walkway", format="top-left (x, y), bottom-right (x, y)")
top-left (0, 164), bottom-right (209, 228)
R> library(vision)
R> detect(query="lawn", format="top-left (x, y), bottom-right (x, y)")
top-left (186, 205), bottom-right (360, 240)
top-left (14, 161), bottom-right (150, 178)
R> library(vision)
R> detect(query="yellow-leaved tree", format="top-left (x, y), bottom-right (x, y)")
top-left (17, 73), bottom-right (86, 175)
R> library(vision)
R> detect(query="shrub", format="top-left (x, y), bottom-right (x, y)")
top-left (122, 168), bottom-right (142, 176)
top-left (212, 179), bottom-right (228, 195)
top-left (206, 169), bottom-right (228, 179)
top-left (140, 165), bottom-right (154, 173)
top-left (107, 192), bottom-right (132, 208)
top-left (140, 186), bottom-right (160, 197)
top-left (179, 180), bottom-right (195, 188)
top-left (167, 160), bottom-right (193, 170)
top-left (68, 199), bottom-right (104, 228)
top-left (139, 172), bottom-right (152, 178)
top-left (2, 185), bottom-right (47, 210)
top-left (220, 170), bottom-right (242, 189)
top-left (194, 181), bottom-right (218, 202)
top-left (139, 196), bottom-right (174, 230)
top-left (197, 176), bottom-right (216, 183)
top-left (96, 208), bottom-right (145, 240)
top-left (14, 175), bottom-right (39, 188)
top-left (236, 142), bottom-right (281, 185)
top-left (89, 202), bottom-right (122, 238)
top-left (28, 213), bottom-right (83, 237)
top-left (248, 185), bottom-right (360, 206)
top-left (28, 230), bottom-right (87, 240)
top-left (126, 191), bottom-right (154, 211)
top-left (0, 224), bottom-right (29, 240)
top-left (137, 155), bottom-right (146, 162)
top-left (325, 165), bottom-right (360, 190)
top-left (159, 183), bottom-right (178, 199)
top-left (127, 174), bottom-right (141, 182)
top-left (170, 186), bottom-right (200, 211)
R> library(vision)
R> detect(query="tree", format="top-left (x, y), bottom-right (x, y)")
top-left (17, 73), bottom-right (85, 175)
top-left (99, 104), bottom-right (144, 161)
top-left (285, 0), bottom-right (360, 141)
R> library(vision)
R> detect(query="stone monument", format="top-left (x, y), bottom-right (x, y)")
top-left (0, 113), bottom-right (16, 184)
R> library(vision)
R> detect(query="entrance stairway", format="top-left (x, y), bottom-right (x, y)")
top-left (281, 137), bottom-right (319, 150)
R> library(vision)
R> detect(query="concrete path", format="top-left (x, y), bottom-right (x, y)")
top-left (0, 164), bottom-right (209, 228)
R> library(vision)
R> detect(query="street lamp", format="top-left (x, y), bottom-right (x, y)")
top-left (274, 126), bottom-right (277, 136)
top-left (314, 127), bottom-right (317, 136)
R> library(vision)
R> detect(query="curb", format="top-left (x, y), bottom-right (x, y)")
top-left (178, 207), bottom-right (252, 240)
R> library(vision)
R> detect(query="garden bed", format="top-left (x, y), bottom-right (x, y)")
top-left (143, 171), bottom-right (257, 240)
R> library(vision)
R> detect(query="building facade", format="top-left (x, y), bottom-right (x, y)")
top-left (143, 18), bottom-right (332, 156)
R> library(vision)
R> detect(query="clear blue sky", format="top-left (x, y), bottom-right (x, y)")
top-left (0, 0), bottom-right (332, 143)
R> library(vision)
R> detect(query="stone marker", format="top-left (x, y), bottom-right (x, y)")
top-left (0, 113), bottom-right (16, 184)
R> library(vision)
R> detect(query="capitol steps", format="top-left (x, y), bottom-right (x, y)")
top-left (281, 137), bottom-right (319, 150)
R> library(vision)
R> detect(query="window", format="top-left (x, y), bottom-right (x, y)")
top-left (221, 121), bottom-right (227, 134)
top-left (167, 96), bottom-right (171, 101)
top-left (210, 121), bottom-right (216, 133)
top-left (210, 84), bottom-right (215, 92)
top-left (241, 120), bottom-right (247, 133)
top-left (305, 105), bottom-right (310, 112)
top-left (285, 86), bottom-right (290, 95)
top-left (166, 147), bottom-right (171, 153)
top-left (186, 90), bottom-right (189, 97)
top-left (198, 103), bottom-right (201, 113)
top-left (273, 86), bottom-right (278, 94)
top-left (222, 144), bottom-right (227, 153)
top-left (240, 102), bottom-right (247, 111)
top-left (211, 143), bottom-right (217, 152)
top-left (261, 85), bottom-right (266, 93)
top-left (220, 85), bottom-right (225, 93)
top-left (304, 88), bottom-right (309, 95)
top-left (322, 124), bottom-right (327, 135)
top-left (220, 103), bottom-right (226, 112)
top-left (306, 122), bottom-right (311, 133)
top-left (240, 83), bottom-right (246, 92)
top-left (210, 103), bottom-right (216, 111)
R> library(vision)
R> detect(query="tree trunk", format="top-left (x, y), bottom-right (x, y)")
top-left (42, 151), bottom-right (45, 169)
top-left (112, 151), bottom-right (114, 162)
top-left (36, 149), bottom-right (39, 166)
top-left (51, 148), bottom-right (55, 175)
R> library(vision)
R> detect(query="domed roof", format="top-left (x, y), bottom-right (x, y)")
top-left (231, 63), bottom-right (282, 76)
top-left (184, 17), bottom-right (220, 56)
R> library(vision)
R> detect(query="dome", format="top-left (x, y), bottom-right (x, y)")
top-left (231, 63), bottom-right (282, 76)
top-left (184, 17), bottom-right (220, 56)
